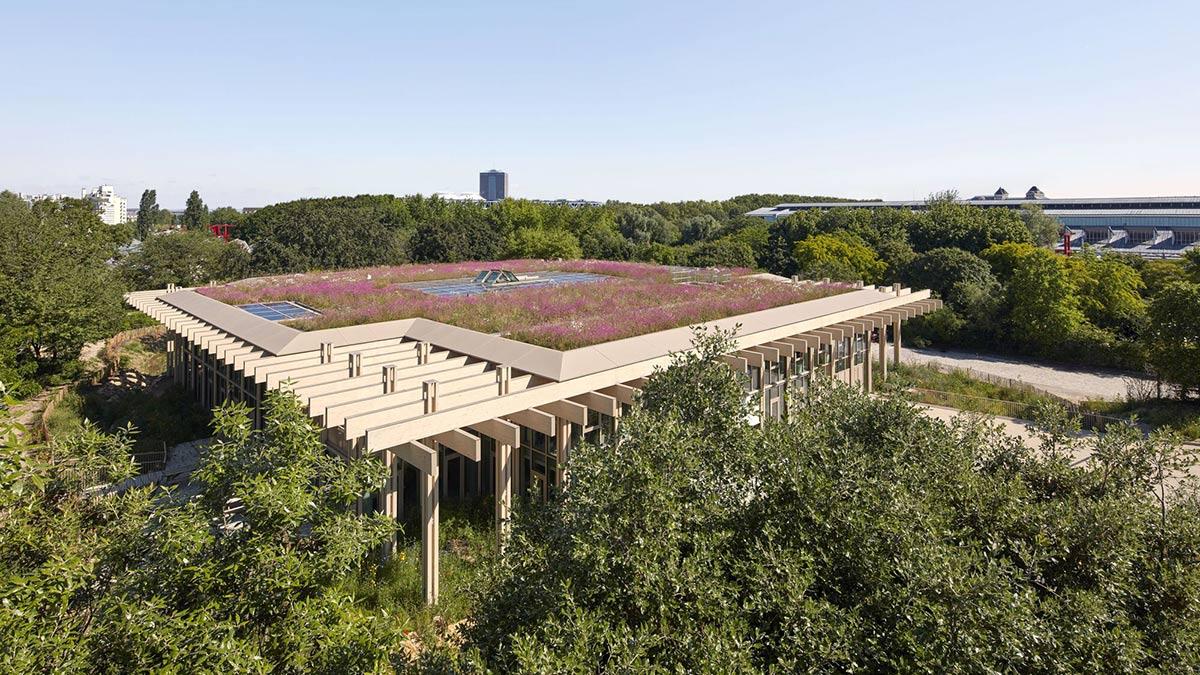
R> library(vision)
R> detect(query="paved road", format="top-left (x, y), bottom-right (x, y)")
top-left (899, 347), bottom-right (1152, 402)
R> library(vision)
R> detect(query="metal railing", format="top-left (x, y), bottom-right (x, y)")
top-left (671, 267), bottom-right (733, 284)
top-left (906, 387), bottom-right (1138, 433)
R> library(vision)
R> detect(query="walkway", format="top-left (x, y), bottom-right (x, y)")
top-left (900, 347), bottom-right (1152, 402)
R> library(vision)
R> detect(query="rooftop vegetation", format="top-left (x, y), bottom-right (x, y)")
top-left (198, 260), bottom-right (852, 350)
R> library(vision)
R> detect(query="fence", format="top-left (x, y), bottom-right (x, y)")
top-left (34, 385), bottom-right (70, 443)
top-left (99, 325), bottom-right (164, 380)
top-left (671, 267), bottom-right (733, 284)
top-left (32, 324), bottom-right (167, 447)
top-left (906, 387), bottom-right (1138, 434)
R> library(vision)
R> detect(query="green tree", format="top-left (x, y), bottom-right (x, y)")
top-left (207, 205), bottom-right (245, 228)
top-left (410, 207), bottom-right (506, 263)
top-left (904, 247), bottom-right (998, 310)
top-left (181, 190), bottom-right (208, 230)
top-left (1184, 248), bottom-right (1200, 282)
top-left (1067, 252), bottom-right (1147, 337)
top-left (1007, 248), bottom-right (1086, 353)
top-left (687, 237), bottom-right (755, 268)
top-left (119, 230), bottom-right (251, 290)
top-left (0, 193), bottom-right (125, 387)
top-left (980, 241), bottom-right (1039, 285)
top-left (0, 391), bottom-right (398, 671)
top-left (792, 232), bottom-right (885, 283)
top-left (1141, 259), bottom-right (1189, 296)
top-left (1144, 281), bottom-right (1200, 397)
top-left (679, 214), bottom-right (722, 244)
top-left (508, 227), bottom-right (582, 260)
top-left (468, 333), bottom-right (1200, 672)
top-left (135, 189), bottom-right (158, 240)
top-left (1019, 203), bottom-right (1061, 247)
top-left (616, 209), bottom-right (678, 245)
top-left (576, 220), bottom-right (632, 261)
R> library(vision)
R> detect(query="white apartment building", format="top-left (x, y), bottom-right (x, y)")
top-left (85, 185), bottom-right (128, 225)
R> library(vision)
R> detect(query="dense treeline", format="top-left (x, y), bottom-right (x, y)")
top-left (8, 184), bottom-right (1198, 399)
top-left (3, 331), bottom-right (1198, 671)
top-left (231, 193), bottom-right (844, 274)
top-left (760, 196), bottom-right (1200, 394)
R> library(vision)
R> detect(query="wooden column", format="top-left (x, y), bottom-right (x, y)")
top-left (555, 417), bottom-right (572, 486)
top-left (469, 417), bottom-right (520, 550)
top-left (421, 462), bottom-right (439, 605)
top-left (893, 317), bottom-right (902, 365)
top-left (879, 323), bottom-right (888, 381)
top-left (494, 442), bottom-right (513, 547)
top-left (863, 331), bottom-right (873, 392)
top-left (378, 453), bottom-right (400, 559)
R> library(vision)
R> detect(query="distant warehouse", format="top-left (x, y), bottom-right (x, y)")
top-left (746, 186), bottom-right (1200, 259)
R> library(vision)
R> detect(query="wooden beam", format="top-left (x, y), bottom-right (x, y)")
top-left (720, 354), bottom-right (748, 372)
top-left (570, 391), bottom-right (619, 417)
top-left (737, 349), bottom-right (765, 369)
top-left (505, 408), bottom-right (556, 436)
top-left (537, 399), bottom-right (588, 426)
top-left (468, 417), bottom-right (520, 447)
top-left (599, 383), bottom-right (639, 406)
top-left (392, 440), bottom-right (437, 474)
top-left (431, 428), bottom-right (481, 462)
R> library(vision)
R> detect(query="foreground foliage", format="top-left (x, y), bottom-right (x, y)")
top-left (467, 330), bottom-right (1200, 672)
top-left (0, 390), bottom-right (396, 673)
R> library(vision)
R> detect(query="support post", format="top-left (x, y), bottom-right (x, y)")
top-left (879, 324), bottom-right (888, 381)
top-left (863, 332), bottom-right (873, 392)
top-left (421, 464), bottom-right (439, 605)
top-left (893, 318), bottom-right (902, 365)
top-left (378, 453), bottom-right (400, 559)
top-left (494, 442), bottom-right (512, 548)
top-left (555, 416), bottom-right (572, 487)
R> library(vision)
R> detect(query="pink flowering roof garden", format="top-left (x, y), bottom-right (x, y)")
top-left (197, 260), bottom-right (852, 351)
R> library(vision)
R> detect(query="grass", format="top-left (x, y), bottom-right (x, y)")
top-left (891, 363), bottom-right (1060, 419)
top-left (44, 332), bottom-right (212, 462)
top-left (893, 362), bottom-right (1200, 440)
top-left (199, 260), bottom-right (852, 350)
top-left (339, 497), bottom-right (495, 635)
top-left (1082, 399), bottom-right (1200, 440)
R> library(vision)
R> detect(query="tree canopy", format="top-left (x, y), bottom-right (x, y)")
top-left (466, 330), bottom-right (1200, 672)
top-left (182, 190), bottom-right (208, 230)
top-left (0, 193), bottom-right (125, 394)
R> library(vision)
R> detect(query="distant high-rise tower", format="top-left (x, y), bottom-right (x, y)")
top-left (479, 170), bottom-right (508, 202)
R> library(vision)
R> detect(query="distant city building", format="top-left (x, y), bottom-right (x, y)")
top-left (433, 191), bottom-right (486, 203)
top-left (479, 170), bottom-right (509, 202)
top-left (18, 192), bottom-right (72, 204)
top-left (83, 185), bottom-right (128, 225)
top-left (531, 198), bottom-right (603, 208)
top-left (746, 186), bottom-right (1200, 259)
top-left (241, 207), bottom-right (261, 214)
top-left (18, 186), bottom-right (128, 225)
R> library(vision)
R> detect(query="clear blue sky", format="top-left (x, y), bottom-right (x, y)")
top-left (3, 1), bottom-right (1197, 208)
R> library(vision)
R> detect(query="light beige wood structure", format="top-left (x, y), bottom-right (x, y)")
top-left (126, 281), bottom-right (940, 605)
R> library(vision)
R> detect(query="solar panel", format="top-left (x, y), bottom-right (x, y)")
top-left (402, 271), bottom-right (608, 298)
top-left (237, 301), bottom-right (320, 322)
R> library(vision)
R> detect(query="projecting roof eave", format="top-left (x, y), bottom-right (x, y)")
top-left (150, 285), bottom-right (930, 384)
top-left (161, 290), bottom-right (301, 354)
top-left (555, 285), bottom-right (923, 381)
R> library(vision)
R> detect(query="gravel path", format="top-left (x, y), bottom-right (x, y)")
top-left (900, 347), bottom-right (1152, 402)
